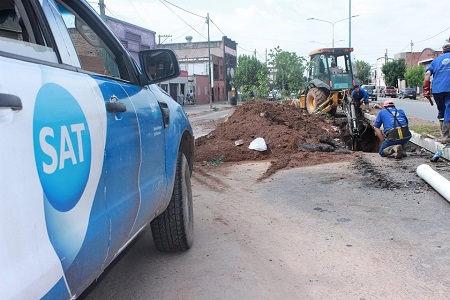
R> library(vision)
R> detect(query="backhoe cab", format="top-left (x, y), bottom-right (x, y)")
top-left (300, 47), bottom-right (356, 115)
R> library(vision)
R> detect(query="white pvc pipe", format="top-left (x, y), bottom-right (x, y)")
top-left (416, 164), bottom-right (450, 202)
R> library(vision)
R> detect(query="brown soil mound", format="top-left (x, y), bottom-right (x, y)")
top-left (194, 100), bottom-right (356, 179)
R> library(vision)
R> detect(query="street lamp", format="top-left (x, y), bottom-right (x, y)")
top-left (309, 40), bottom-right (327, 46)
top-left (307, 15), bottom-right (359, 48)
top-left (310, 40), bottom-right (345, 47)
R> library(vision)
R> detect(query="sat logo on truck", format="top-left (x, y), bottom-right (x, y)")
top-left (33, 83), bottom-right (91, 212)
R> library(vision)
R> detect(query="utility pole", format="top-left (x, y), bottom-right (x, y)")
top-left (265, 48), bottom-right (267, 67)
top-left (158, 35), bottom-right (172, 45)
top-left (410, 40), bottom-right (414, 67)
top-left (99, 0), bottom-right (105, 20)
top-left (348, 0), bottom-right (351, 47)
top-left (206, 13), bottom-right (212, 108)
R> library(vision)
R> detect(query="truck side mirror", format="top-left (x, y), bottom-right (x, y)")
top-left (139, 49), bottom-right (180, 84)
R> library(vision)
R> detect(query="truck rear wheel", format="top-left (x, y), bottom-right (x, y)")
top-left (151, 152), bottom-right (194, 251)
top-left (306, 88), bottom-right (328, 114)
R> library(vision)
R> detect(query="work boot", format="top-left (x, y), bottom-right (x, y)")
top-left (437, 122), bottom-right (450, 144)
top-left (393, 145), bottom-right (404, 159)
top-left (382, 145), bottom-right (396, 157)
top-left (401, 144), bottom-right (408, 157)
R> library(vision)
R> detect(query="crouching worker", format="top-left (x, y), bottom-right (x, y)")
top-left (373, 99), bottom-right (412, 159)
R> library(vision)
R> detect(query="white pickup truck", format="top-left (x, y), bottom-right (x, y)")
top-left (0, 0), bottom-right (195, 299)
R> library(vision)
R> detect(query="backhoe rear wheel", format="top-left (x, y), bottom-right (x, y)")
top-left (306, 88), bottom-right (328, 114)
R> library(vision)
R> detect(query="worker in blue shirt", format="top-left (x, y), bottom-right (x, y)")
top-left (351, 85), bottom-right (370, 114)
top-left (373, 99), bottom-right (411, 159)
top-left (423, 43), bottom-right (450, 144)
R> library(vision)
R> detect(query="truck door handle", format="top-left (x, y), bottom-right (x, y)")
top-left (106, 101), bottom-right (127, 113)
top-left (159, 101), bottom-right (170, 128)
top-left (0, 93), bottom-right (22, 111)
top-left (105, 95), bottom-right (127, 113)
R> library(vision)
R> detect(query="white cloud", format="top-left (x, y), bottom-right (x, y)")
top-left (96, 0), bottom-right (450, 64)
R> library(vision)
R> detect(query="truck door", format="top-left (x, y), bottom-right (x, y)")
top-left (53, 0), bottom-right (166, 272)
top-left (118, 83), bottom-right (167, 237)
top-left (0, 2), bottom-right (108, 298)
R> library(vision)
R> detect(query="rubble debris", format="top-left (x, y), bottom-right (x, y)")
top-left (195, 100), bottom-right (355, 179)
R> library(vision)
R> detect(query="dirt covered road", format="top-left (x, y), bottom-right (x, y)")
top-left (82, 100), bottom-right (450, 300)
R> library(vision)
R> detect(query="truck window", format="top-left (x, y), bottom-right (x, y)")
top-left (56, 1), bottom-right (124, 79)
top-left (335, 56), bottom-right (349, 74)
top-left (310, 55), bottom-right (327, 81)
top-left (0, 0), bottom-right (57, 62)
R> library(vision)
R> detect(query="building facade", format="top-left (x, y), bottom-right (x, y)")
top-left (416, 48), bottom-right (443, 69)
top-left (370, 47), bottom-right (444, 92)
top-left (104, 17), bottom-right (189, 101)
top-left (100, 17), bottom-right (238, 104)
top-left (104, 16), bottom-right (156, 63)
top-left (157, 36), bottom-right (237, 104)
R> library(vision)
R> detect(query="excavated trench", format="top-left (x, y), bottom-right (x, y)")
top-left (333, 111), bottom-right (379, 153)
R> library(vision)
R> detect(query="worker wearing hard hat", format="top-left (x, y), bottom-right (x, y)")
top-left (373, 99), bottom-right (412, 159)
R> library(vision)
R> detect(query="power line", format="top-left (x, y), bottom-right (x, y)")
top-left (125, 0), bottom-right (148, 28)
top-left (159, 0), bottom-right (207, 40)
top-left (159, 0), bottom-right (229, 42)
top-left (415, 26), bottom-right (450, 44)
top-left (398, 25), bottom-right (450, 53)
top-left (159, 0), bottom-right (204, 19)
top-left (171, 19), bottom-right (205, 42)
top-left (209, 18), bottom-right (226, 37)
top-left (104, 6), bottom-right (128, 21)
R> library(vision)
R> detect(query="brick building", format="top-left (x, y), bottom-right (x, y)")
top-left (371, 47), bottom-right (444, 91)
top-left (157, 36), bottom-right (237, 104)
top-left (394, 48), bottom-right (443, 70)
top-left (416, 48), bottom-right (443, 69)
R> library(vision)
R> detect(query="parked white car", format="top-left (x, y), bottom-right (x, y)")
top-left (268, 89), bottom-right (282, 101)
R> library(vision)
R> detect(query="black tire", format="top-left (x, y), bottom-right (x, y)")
top-left (151, 152), bottom-right (194, 251)
top-left (306, 87), bottom-right (328, 114)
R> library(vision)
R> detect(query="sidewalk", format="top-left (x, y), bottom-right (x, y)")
top-left (181, 100), bottom-right (235, 116)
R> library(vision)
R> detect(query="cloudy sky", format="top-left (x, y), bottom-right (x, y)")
top-left (90, 0), bottom-right (450, 65)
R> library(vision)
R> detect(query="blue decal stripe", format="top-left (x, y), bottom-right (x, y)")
top-left (41, 277), bottom-right (70, 300)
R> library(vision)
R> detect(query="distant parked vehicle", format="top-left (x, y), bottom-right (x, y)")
top-left (384, 86), bottom-right (397, 98)
top-left (361, 84), bottom-right (377, 101)
top-left (268, 89), bottom-right (282, 101)
top-left (399, 87), bottom-right (417, 100)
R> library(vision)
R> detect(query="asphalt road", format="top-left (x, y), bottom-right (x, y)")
top-left (79, 102), bottom-right (450, 300)
top-left (80, 156), bottom-right (450, 300)
top-left (375, 96), bottom-right (438, 123)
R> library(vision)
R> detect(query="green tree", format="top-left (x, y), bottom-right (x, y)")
top-left (268, 46), bottom-right (307, 97)
top-left (233, 54), bottom-right (268, 99)
top-left (354, 60), bottom-right (371, 84)
top-left (382, 59), bottom-right (406, 87)
top-left (404, 65), bottom-right (425, 88)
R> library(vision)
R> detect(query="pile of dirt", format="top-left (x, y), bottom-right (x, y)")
top-left (194, 100), bottom-right (358, 179)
